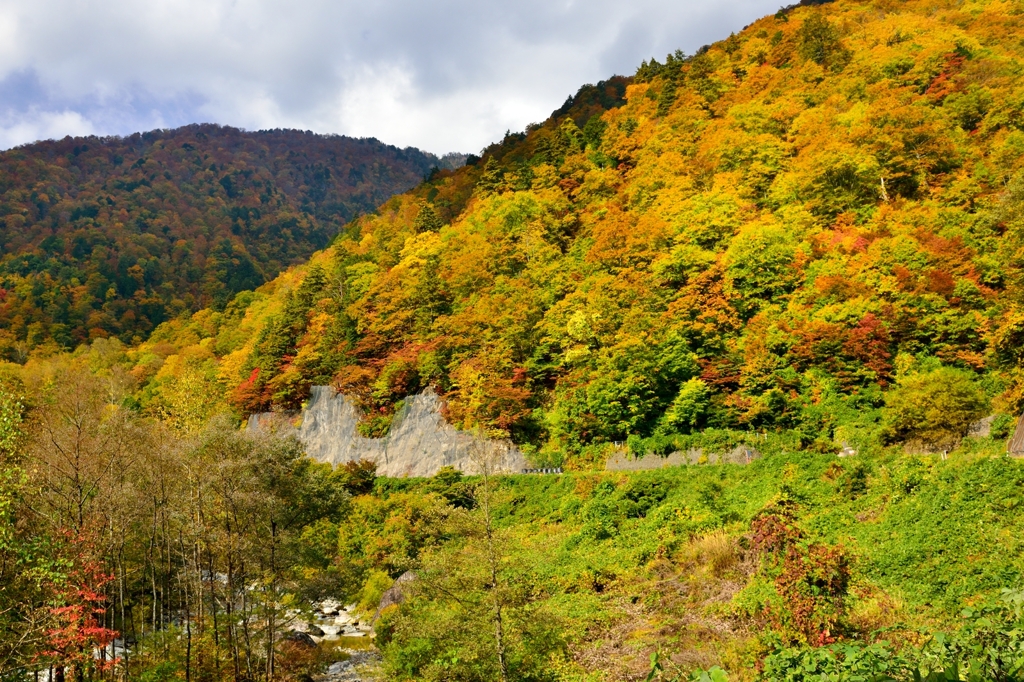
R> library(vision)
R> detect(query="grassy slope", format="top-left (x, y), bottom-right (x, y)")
top-left (372, 441), bottom-right (1023, 679)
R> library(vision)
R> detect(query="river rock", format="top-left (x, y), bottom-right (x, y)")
top-left (284, 631), bottom-right (317, 648)
top-left (326, 661), bottom-right (350, 675)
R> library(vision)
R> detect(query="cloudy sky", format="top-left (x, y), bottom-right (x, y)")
top-left (0, 0), bottom-right (781, 155)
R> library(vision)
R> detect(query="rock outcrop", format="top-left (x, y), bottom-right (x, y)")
top-left (373, 570), bottom-right (417, 624)
top-left (1009, 413), bottom-right (1024, 457)
top-left (248, 387), bottom-right (528, 477)
top-left (967, 415), bottom-right (995, 439)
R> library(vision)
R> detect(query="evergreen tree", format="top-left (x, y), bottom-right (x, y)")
top-left (413, 204), bottom-right (444, 233)
top-left (477, 158), bottom-right (506, 194)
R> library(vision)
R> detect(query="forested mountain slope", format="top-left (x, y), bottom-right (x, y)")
top-left (8, 1), bottom-right (1024, 680)
top-left (0, 125), bottom-right (452, 355)
top-left (124, 0), bottom-right (1024, 461)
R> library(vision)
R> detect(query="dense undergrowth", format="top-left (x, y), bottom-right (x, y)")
top-left (355, 440), bottom-right (1024, 680)
top-left (2, 357), bottom-right (1022, 681)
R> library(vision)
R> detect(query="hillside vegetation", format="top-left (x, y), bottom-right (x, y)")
top-left (5, 0), bottom-right (1024, 680)
top-left (2, 361), bottom-right (1022, 681)
top-left (0, 125), bottom-right (451, 356)
top-left (116, 0), bottom-right (1024, 464)
top-left (369, 446), bottom-right (1024, 681)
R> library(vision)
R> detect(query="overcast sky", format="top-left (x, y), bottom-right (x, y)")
top-left (0, 0), bottom-right (781, 155)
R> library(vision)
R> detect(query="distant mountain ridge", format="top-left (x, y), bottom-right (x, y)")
top-left (0, 124), bottom-right (455, 356)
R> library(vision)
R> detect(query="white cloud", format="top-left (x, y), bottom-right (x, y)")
top-left (0, 109), bottom-right (94, 149)
top-left (0, 0), bottom-right (782, 153)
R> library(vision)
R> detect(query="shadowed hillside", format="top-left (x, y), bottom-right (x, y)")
top-left (0, 124), bottom-right (450, 355)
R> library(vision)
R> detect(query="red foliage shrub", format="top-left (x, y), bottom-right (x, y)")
top-left (41, 533), bottom-right (119, 676)
top-left (750, 503), bottom-right (852, 645)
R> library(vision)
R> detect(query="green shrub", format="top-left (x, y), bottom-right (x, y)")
top-left (882, 367), bottom-right (989, 451)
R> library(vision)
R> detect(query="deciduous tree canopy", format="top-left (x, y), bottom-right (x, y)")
top-left (122, 0), bottom-right (1024, 461)
top-left (0, 125), bottom-right (447, 355)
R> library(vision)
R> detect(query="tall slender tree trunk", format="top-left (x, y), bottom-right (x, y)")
top-left (148, 504), bottom-right (159, 637)
top-left (240, 555), bottom-right (254, 680)
top-left (267, 520), bottom-right (277, 682)
top-left (479, 463), bottom-right (509, 682)
top-left (178, 531), bottom-right (191, 682)
top-left (226, 519), bottom-right (240, 681)
top-left (118, 548), bottom-right (129, 678)
top-left (205, 542), bottom-right (220, 676)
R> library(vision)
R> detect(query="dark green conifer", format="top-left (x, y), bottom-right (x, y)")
top-left (477, 157), bottom-right (506, 194)
top-left (413, 204), bottom-right (444, 233)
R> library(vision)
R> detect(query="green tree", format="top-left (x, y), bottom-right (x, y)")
top-left (413, 203), bottom-right (444, 233)
top-left (0, 384), bottom-right (21, 458)
top-left (797, 12), bottom-right (850, 72)
top-left (881, 366), bottom-right (989, 452)
top-left (662, 378), bottom-right (711, 433)
top-left (154, 361), bottom-right (224, 433)
top-left (380, 445), bottom-right (564, 681)
top-left (0, 382), bottom-right (40, 674)
top-left (478, 158), bottom-right (506, 194)
top-left (656, 79), bottom-right (678, 118)
top-left (724, 224), bottom-right (798, 318)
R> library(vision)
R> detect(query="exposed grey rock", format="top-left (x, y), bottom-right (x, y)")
top-left (284, 631), bottom-right (317, 648)
top-left (606, 449), bottom-right (696, 471)
top-left (326, 662), bottom-right (350, 675)
top-left (307, 624), bottom-right (325, 637)
top-left (373, 570), bottom-right (417, 624)
top-left (249, 387), bottom-right (527, 477)
top-left (319, 598), bottom-right (340, 616)
top-left (723, 444), bottom-right (761, 464)
top-left (294, 387), bottom-right (384, 464)
top-left (318, 649), bottom-right (381, 682)
top-left (968, 415), bottom-right (995, 439)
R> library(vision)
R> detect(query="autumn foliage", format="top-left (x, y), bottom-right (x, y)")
top-left (0, 125), bottom-right (446, 355)
top-left (116, 0), bottom-right (1024, 458)
top-left (750, 502), bottom-right (851, 645)
top-left (23, 0), bottom-right (1024, 460)
top-left (42, 534), bottom-right (119, 676)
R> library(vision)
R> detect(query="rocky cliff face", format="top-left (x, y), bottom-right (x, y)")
top-left (247, 387), bottom-right (527, 477)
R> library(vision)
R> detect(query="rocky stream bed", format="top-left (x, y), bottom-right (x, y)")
top-left (284, 599), bottom-right (382, 681)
